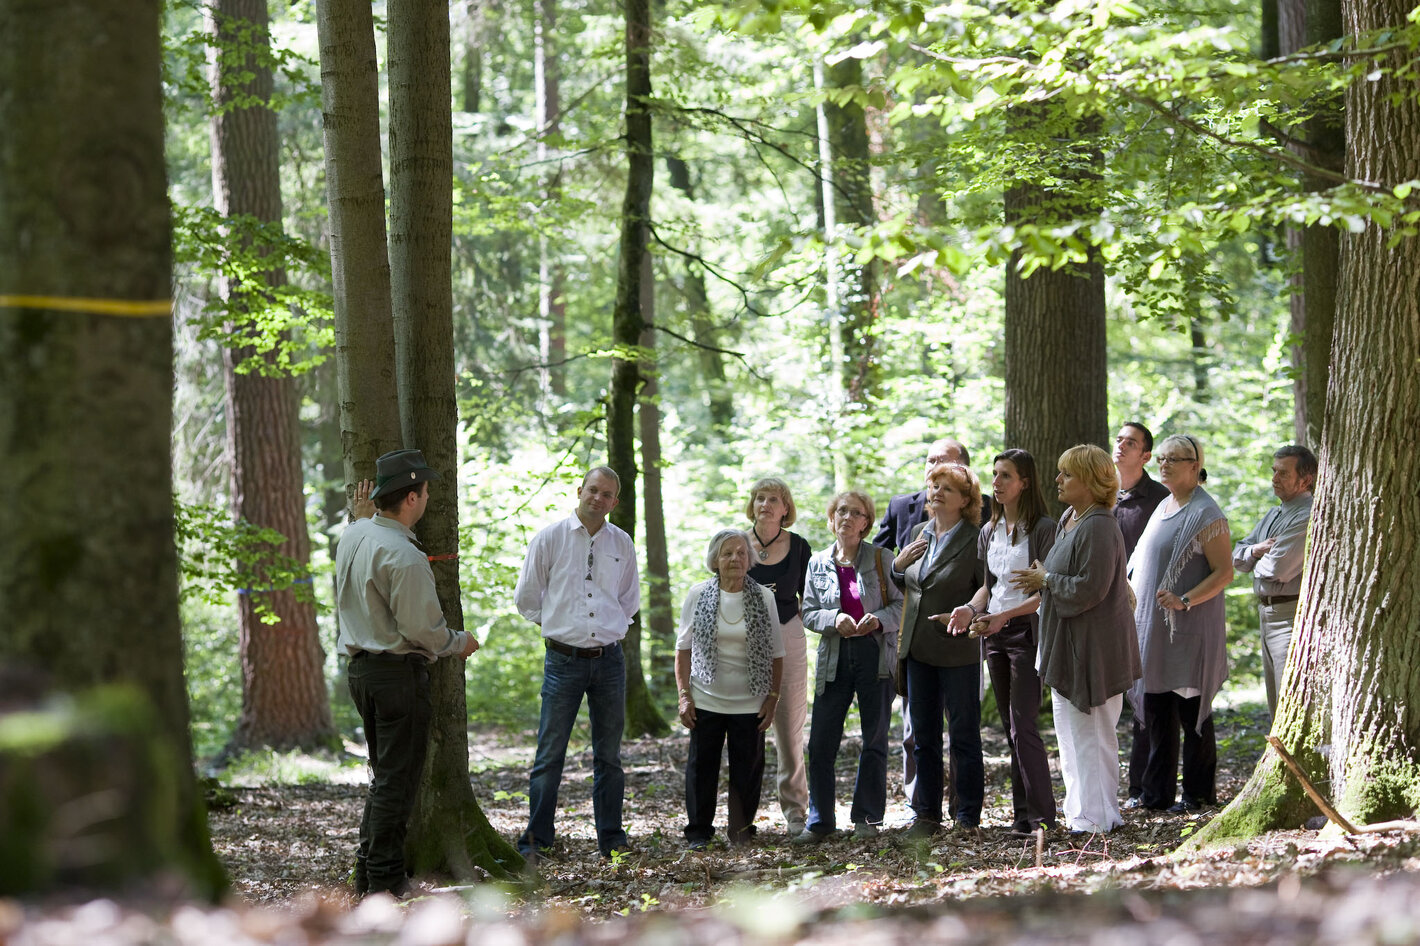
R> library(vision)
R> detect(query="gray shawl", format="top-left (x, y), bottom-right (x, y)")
top-left (689, 575), bottom-right (775, 697)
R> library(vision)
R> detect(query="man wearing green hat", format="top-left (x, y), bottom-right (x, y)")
top-left (336, 448), bottom-right (478, 899)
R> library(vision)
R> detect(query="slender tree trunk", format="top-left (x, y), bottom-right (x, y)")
top-left (208, 0), bottom-right (335, 753)
top-left (822, 53), bottom-right (882, 404)
top-left (665, 155), bottom-right (733, 434)
top-left (1193, 0), bottom-right (1420, 845)
top-left (535, 0), bottom-right (567, 402)
top-left (315, 0), bottom-right (402, 485)
top-left (609, 0), bottom-right (668, 738)
top-left (1003, 168), bottom-right (1108, 513)
top-left (0, 0), bottom-right (222, 895)
top-left (460, 0), bottom-right (485, 113)
top-left (387, 0), bottom-right (522, 879)
top-left (638, 259), bottom-right (674, 702)
top-left (1294, 0), bottom-right (1343, 447)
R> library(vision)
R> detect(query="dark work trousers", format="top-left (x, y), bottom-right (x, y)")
top-left (684, 708), bottom-right (765, 844)
top-left (348, 652), bottom-right (432, 895)
top-left (1126, 704), bottom-right (1149, 799)
top-left (905, 656), bottom-right (984, 827)
top-left (1141, 691), bottom-right (1217, 808)
top-left (984, 618), bottom-right (1057, 830)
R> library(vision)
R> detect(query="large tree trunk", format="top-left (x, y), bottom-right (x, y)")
top-left (0, 0), bottom-right (222, 895)
top-left (609, 0), bottom-right (668, 738)
top-left (1192, 0), bottom-right (1420, 845)
top-left (208, 0), bottom-right (335, 754)
top-left (1003, 178), bottom-right (1108, 511)
top-left (388, 0), bottom-right (522, 879)
top-left (315, 0), bottom-right (402, 485)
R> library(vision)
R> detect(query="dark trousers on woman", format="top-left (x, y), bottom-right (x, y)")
top-left (685, 709), bottom-right (765, 844)
top-left (806, 636), bottom-right (892, 833)
top-left (348, 652), bottom-right (431, 895)
top-left (985, 619), bottom-right (1056, 830)
top-left (905, 655), bottom-right (984, 827)
top-left (1141, 691), bottom-right (1217, 808)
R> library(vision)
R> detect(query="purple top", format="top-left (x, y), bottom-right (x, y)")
top-left (836, 563), bottom-right (865, 620)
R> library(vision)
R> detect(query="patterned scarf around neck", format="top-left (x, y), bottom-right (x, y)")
top-left (689, 575), bottom-right (774, 697)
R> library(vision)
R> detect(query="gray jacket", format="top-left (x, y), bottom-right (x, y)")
top-left (802, 542), bottom-right (903, 695)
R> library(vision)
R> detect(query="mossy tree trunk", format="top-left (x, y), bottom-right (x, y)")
top-left (1191, 0), bottom-right (1420, 846)
top-left (608, 0), bottom-right (669, 738)
top-left (0, 0), bottom-right (222, 896)
top-left (388, 0), bottom-right (522, 879)
top-left (209, 0), bottom-right (335, 754)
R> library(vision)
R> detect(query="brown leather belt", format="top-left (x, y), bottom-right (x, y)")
top-left (1259, 594), bottom-right (1300, 607)
top-left (546, 639), bottom-right (618, 659)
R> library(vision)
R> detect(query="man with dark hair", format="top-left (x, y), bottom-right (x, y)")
top-left (1112, 421), bottom-right (1169, 810)
top-left (337, 449), bottom-right (478, 899)
top-left (515, 466), bottom-right (639, 861)
top-left (1232, 445), bottom-right (1317, 717)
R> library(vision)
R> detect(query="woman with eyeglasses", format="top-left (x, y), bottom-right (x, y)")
top-left (675, 529), bottom-right (785, 848)
top-left (794, 490), bottom-right (903, 844)
top-left (1127, 434), bottom-right (1234, 813)
top-left (743, 477), bottom-right (814, 838)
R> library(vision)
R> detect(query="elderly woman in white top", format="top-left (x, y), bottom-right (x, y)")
top-left (676, 529), bottom-right (785, 848)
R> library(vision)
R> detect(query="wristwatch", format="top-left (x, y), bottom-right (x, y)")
top-left (1180, 594), bottom-right (1192, 611)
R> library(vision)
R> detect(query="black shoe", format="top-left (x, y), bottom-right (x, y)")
top-left (1167, 798), bottom-right (1203, 814)
top-left (686, 837), bottom-right (711, 851)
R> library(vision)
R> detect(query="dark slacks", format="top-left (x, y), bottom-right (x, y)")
top-left (905, 656), bottom-right (984, 827)
top-left (984, 619), bottom-right (1056, 829)
top-left (1126, 706), bottom-right (1149, 799)
top-left (1141, 691), bottom-right (1217, 808)
top-left (684, 708), bottom-right (765, 844)
top-left (806, 636), bottom-right (892, 833)
top-left (348, 652), bottom-right (432, 895)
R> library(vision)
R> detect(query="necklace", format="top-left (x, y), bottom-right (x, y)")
top-left (752, 524), bottom-right (783, 560)
top-left (832, 544), bottom-right (857, 567)
top-left (1069, 502), bottom-right (1098, 522)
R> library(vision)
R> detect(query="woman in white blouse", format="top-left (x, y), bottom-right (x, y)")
top-left (675, 529), bottom-right (785, 848)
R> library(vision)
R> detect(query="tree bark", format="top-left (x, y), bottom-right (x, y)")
top-left (665, 155), bottom-right (734, 434)
top-left (1003, 176), bottom-right (1108, 513)
top-left (315, 0), bottom-right (403, 485)
top-left (388, 0), bottom-right (522, 878)
top-left (208, 0), bottom-right (335, 753)
top-left (609, 0), bottom-right (668, 738)
top-left (535, 0), bottom-right (567, 402)
top-left (822, 54), bottom-right (882, 404)
top-left (0, 0), bottom-right (222, 895)
top-left (1192, 0), bottom-right (1420, 845)
top-left (638, 259), bottom-right (675, 703)
top-left (1290, 0), bottom-right (1343, 447)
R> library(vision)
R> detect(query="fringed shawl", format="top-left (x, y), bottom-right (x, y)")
top-left (1158, 493), bottom-right (1230, 642)
top-left (689, 576), bottom-right (775, 697)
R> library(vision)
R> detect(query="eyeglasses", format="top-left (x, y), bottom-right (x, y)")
top-left (1156, 455), bottom-right (1197, 465)
top-left (834, 508), bottom-right (868, 520)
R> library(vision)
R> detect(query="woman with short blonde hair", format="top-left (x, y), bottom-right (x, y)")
top-left (743, 476), bottom-right (813, 837)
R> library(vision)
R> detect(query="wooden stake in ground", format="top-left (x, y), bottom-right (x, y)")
top-left (1267, 736), bottom-right (1420, 835)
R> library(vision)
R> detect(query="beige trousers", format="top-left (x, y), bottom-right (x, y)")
top-left (773, 614), bottom-right (810, 825)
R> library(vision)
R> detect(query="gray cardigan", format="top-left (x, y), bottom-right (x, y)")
top-left (1037, 508), bottom-right (1142, 713)
top-left (802, 542), bottom-right (903, 695)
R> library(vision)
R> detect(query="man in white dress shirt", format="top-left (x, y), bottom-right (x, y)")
top-left (514, 466), bottom-right (640, 861)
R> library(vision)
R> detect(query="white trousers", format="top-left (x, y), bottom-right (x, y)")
top-left (1052, 690), bottom-right (1124, 833)
top-left (772, 615), bottom-right (810, 825)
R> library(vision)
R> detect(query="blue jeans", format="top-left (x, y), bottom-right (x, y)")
top-left (806, 635), bottom-right (891, 833)
top-left (905, 656), bottom-right (984, 827)
top-left (519, 642), bottom-right (627, 856)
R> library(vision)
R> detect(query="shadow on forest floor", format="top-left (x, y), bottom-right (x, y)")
top-left (9, 703), bottom-right (1420, 944)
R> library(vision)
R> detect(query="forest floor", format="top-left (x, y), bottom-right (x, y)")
top-left (10, 704), bottom-right (1420, 944)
